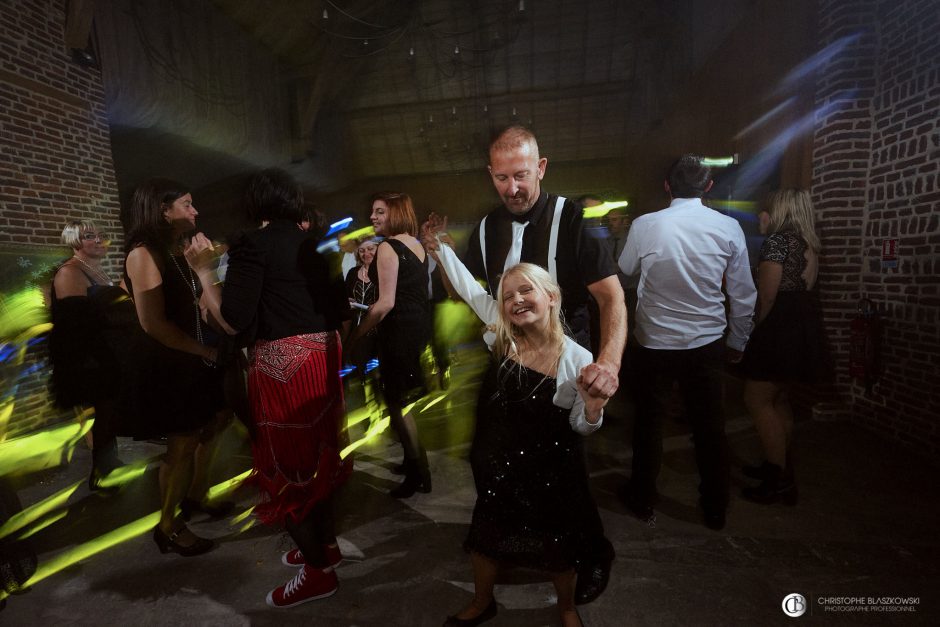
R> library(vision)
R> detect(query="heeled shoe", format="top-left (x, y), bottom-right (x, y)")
top-left (153, 524), bottom-right (214, 557)
top-left (88, 468), bottom-right (119, 494)
top-left (180, 498), bottom-right (235, 521)
top-left (443, 599), bottom-right (497, 627)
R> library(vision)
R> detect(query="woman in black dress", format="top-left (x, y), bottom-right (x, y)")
top-left (49, 220), bottom-right (123, 490)
top-left (349, 192), bottom-right (431, 498)
top-left (740, 189), bottom-right (824, 504)
top-left (124, 179), bottom-right (225, 556)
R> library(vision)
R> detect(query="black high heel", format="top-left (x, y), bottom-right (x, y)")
top-left (179, 498), bottom-right (235, 521)
top-left (390, 450), bottom-right (431, 498)
top-left (443, 599), bottom-right (497, 627)
top-left (153, 524), bottom-right (214, 557)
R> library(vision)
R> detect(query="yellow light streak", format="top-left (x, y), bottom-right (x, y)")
top-left (7, 510), bottom-right (162, 598)
top-left (206, 468), bottom-right (252, 500)
top-left (0, 481), bottom-right (80, 540)
top-left (339, 226), bottom-right (376, 244)
top-left (420, 393), bottom-right (448, 413)
top-left (582, 200), bottom-right (629, 219)
top-left (341, 415), bottom-right (390, 458)
top-left (15, 510), bottom-right (68, 540)
top-left (230, 505), bottom-right (256, 525)
top-left (0, 421), bottom-right (92, 476)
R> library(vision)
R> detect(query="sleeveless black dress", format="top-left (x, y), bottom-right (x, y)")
top-left (368, 238), bottom-right (430, 405)
top-left (121, 247), bottom-right (223, 437)
top-left (465, 359), bottom-right (595, 572)
top-left (740, 231), bottom-right (828, 382)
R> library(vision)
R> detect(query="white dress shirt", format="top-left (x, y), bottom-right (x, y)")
top-left (435, 239), bottom-right (602, 434)
top-left (618, 197), bottom-right (756, 352)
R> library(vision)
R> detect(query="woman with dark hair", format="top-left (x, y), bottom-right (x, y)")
top-left (124, 178), bottom-right (226, 556)
top-left (348, 192), bottom-right (431, 498)
top-left (186, 168), bottom-right (351, 608)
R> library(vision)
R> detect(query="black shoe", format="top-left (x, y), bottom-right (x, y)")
top-left (742, 466), bottom-right (798, 505)
top-left (88, 468), bottom-right (120, 494)
top-left (180, 498), bottom-right (236, 521)
top-left (575, 557), bottom-right (612, 605)
top-left (389, 472), bottom-right (432, 498)
top-left (742, 461), bottom-right (774, 480)
top-left (443, 599), bottom-right (497, 626)
top-left (701, 503), bottom-right (726, 531)
top-left (153, 524), bottom-right (214, 557)
top-left (617, 483), bottom-right (655, 522)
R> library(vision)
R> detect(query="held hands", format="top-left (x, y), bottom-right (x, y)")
top-left (577, 361), bottom-right (619, 424)
top-left (183, 233), bottom-right (218, 276)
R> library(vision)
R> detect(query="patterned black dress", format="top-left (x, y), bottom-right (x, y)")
top-left (740, 231), bottom-right (827, 382)
top-left (465, 359), bottom-right (594, 572)
top-left (368, 238), bottom-right (430, 405)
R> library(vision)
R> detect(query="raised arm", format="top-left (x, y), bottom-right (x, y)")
top-left (432, 240), bottom-right (499, 326)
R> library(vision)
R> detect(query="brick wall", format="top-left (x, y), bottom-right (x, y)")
top-left (813, 0), bottom-right (940, 453)
top-left (0, 0), bottom-right (122, 437)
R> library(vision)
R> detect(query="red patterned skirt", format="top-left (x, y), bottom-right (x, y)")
top-left (248, 331), bottom-right (352, 525)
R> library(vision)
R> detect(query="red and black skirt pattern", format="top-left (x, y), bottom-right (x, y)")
top-left (247, 331), bottom-right (351, 525)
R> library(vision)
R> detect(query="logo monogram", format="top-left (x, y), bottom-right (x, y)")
top-left (782, 593), bottom-right (807, 617)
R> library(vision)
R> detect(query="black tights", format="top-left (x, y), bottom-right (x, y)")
top-left (284, 496), bottom-right (336, 568)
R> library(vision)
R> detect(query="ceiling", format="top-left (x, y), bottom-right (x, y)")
top-left (206, 0), bottom-right (742, 185)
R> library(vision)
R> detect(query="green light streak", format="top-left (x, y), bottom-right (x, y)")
top-left (582, 200), bottom-right (629, 219)
top-left (420, 393), bottom-right (448, 413)
top-left (0, 481), bottom-right (80, 540)
top-left (339, 225), bottom-right (376, 244)
top-left (95, 457), bottom-right (158, 489)
top-left (0, 420), bottom-right (91, 476)
top-left (10, 510), bottom-right (161, 597)
top-left (702, 156), bottom-right (735, 167)
top-left (206, 468), bottom-right (251, 500)
top-left (14, 510), bottom-right (68, 540)
top-left (341, 415), bottom-right (390, 458)
top-left (230, 505), bottom-right (256, 525)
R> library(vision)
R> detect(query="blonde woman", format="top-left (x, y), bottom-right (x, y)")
top-left (429, 232), bottom-right (606, 627)
top-left (739, 189), bottom-right (825, 504)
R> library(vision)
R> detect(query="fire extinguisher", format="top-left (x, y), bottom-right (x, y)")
top-left (849, 298), bottom-right (881, 394)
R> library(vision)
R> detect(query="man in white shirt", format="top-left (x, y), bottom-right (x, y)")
top-left (618, 154), bottom-right (756, 530)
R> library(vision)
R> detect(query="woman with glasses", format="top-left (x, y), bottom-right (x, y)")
top-left (49, 221), bottom-right (123, 490)
top-left (344, 238), bottom-right (380, 409)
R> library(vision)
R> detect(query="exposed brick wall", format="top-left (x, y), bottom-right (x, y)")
top-left (0, 0), bottom-right (122, 437)
top-left (813, 0), bottom-right (940, 454)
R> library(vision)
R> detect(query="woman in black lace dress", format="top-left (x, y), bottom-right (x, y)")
top-left (349, 192), bottom-right (431, 498)
top-left (740, 189), bottom-right (824, 504)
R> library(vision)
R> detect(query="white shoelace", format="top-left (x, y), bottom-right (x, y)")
top-left (284, 567), bottom-right (307, 597)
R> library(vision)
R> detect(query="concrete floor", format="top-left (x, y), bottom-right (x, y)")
top-left (2, 350), bottom-right (938, 626)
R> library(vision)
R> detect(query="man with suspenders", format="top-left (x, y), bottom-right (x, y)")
top-left (463, 125), bottom-right (627, 605)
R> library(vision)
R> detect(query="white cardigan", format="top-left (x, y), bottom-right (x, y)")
top-left (435, 241), bottom-right (602, 435)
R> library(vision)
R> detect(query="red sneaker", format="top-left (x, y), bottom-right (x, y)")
top-left (266, 565), bottom-right (337, 608)
top-left (281, 544), bottom-right (343, 568)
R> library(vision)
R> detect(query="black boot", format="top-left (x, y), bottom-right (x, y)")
top-left (742, 460), bottom-right (774, 480)
top-left (390, 449), bottom-right (431, 498)
top-left (741, 463), bottom-right (797, 505)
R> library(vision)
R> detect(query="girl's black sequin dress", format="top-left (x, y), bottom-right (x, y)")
top-left (465, 358), bottom-right (595, 572)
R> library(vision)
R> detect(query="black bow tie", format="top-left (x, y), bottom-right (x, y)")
top-left (511, 211), bottom-right (532, 224)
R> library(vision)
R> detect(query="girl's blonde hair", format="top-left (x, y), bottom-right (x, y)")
top-left (491, 263), bottom-right (565, 366)
top-left (766, 189), bottom-right (821, 252)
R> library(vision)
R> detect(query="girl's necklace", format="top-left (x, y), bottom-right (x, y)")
top-left (72, 255), bottom-right (113, 286)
